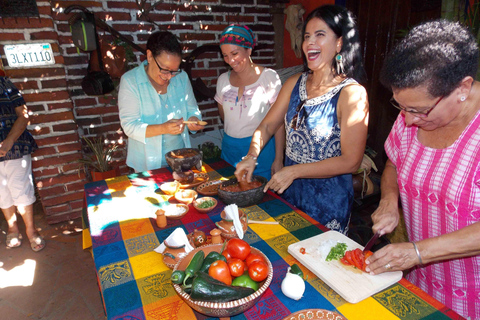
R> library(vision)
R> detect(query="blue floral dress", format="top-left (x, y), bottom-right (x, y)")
top-left (282, 73), bottom-right (355, 234)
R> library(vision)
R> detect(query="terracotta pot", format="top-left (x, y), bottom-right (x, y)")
top-left (91, 168), bottom-right (120, 181)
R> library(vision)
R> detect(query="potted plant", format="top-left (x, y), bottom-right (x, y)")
top-left (76, 136), bottom-right (120, 181)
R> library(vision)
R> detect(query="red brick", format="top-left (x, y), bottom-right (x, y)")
top-left (30, 127), bottom-right (51, 135)
top-left (180, 33), bottom-right (216, 42)
top-left (76, 118), bottom-right (101, 128)
top-left (64, 55), bottom-right (89, 65)
top-left (35, 133), bottom-right (79, 147)
top-left (111, 23), bottom-right (155, 33)
top-left (98, 12), bottom-right (132, 21)
top-left (45, 209), bottom-right (82, 224)
top-left (36, 172), bottom-right (85, 189)
top-left (30, 31), bottom-right (59, 41)
top-left (41, 79), bottom-right (68, 89)
top-left (7, 68), bottom-right (66, 78)
top-left (24, 91), bottom-right (70, 104)
top-left (14, 81), bottom-right (39, 91)
top-left (33, 153), bottom-right (82, 169)
top-left (61, 162), bottom-right (85, 173)
top-left (69, 199), bottom-right (85, 210)
top-left (0, 33), bottom-right (26, 41)
top-left (0, 18), bottom-right (54, 29)
top-left (75, 106), bottom-right (118, 116)
top-left (38, 186), bottom-right (65, 199)
top-left (107, 1), bottom-right (138, 9)
top-left (44, 204), bottom-right (70, 214)
top-left (192, 69), bottom-right (217, 78)
top-left (101, 114), bottom-right (120, 123)
top-left (32, 146), bottom-right (56, 157)
top-left (56, 24), bottom-right (71, 33)
top-left (65, 181), bottom-right (86, 192)
top-left (42, 191), bottom-right (84, 207)
top-left (32, 167), bottom-right (59, 177)
top-left (57, 142), bottom-right (82, 153)
top-left (52, 123), bottom-right (78, 132)
top-left (74, 98), bottom-right (97, 107)
top-left (89, 123), bottom-right (122, 135)
top-left (37, 5), bottom-right (53, 15)
top-left (47, 102), bottom-right (74, 111)
top-left (30, 111), bottom-right (74, 124)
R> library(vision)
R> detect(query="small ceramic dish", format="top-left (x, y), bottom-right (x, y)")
top-left (163, 203), bottom-right (189, 220)
top-left (178, 172), bottom-right (209, 189)
top-left (159, 181), bottom-right (180, 195)
top-left (192, 197), bottom-right (218, 213)
top-left (174, 189), bottom-right (198, 205)
top-left (215, 209), bottom-right (248, 239)
top-left (196, 180), bottom-right (223, 196)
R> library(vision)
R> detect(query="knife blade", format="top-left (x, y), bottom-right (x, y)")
top-left (363, 231), bottom-right (380, 253)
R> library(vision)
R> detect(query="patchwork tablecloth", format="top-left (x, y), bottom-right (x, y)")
top-left (84, 158), bottom-right (464, 320)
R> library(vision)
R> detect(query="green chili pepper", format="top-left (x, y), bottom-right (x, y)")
top-left (183, 250), bottom-right (205, 286)
top-left (231, 273), bottom-right (259, 291)
top-left (171, 270), bottom-right (185, 284)
top-left (289, 264), bottom-right (304, 279)
top-left (199, 251), bottom-right (227, 273)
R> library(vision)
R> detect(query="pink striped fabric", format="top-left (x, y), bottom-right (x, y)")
top-left (385, 111), bottom-right (480, 319)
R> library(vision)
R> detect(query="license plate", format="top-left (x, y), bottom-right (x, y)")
top-left (4, 43), bottom-right (55, 68)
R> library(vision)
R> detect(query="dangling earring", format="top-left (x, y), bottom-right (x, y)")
top-left (335, 53), bottom-right (345, 75)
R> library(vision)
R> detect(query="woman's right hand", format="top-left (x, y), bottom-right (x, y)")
top-left (163, 118), bottom-right (185, 135)
top-left (371, 199), bottom-right (400, 236)
top-left (235, 157), bottom-right (257, 183)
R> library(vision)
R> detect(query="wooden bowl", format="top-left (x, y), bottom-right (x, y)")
top-left (159, 181), bottom-right (180, 195)
top-left (174, 189), bottom-right (198, 205)
top-left (217, 176), bottom-right (267, 207)
top-left (197, 180), bottom-right (223, 196)
top-left (193, 197), bottom-right (218, 213)
top-left (172, 243), bottom-right (273, 317)
top-left (165, 148), bottom-right (202, 173)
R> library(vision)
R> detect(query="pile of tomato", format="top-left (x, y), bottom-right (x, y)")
top-left (339, 248), bottom-right (373, 272)
top-left (209, 238), bottom-right (269, 289)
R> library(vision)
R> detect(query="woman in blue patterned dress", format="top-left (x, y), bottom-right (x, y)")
top-left (235, 5), bottom-right (369, 234)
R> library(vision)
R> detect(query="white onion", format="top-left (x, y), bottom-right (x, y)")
top-left (281, 267), bottom-right (305, 300)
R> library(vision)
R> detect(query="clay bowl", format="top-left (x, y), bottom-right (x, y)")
top-left (163, 203), bottom-right (189, 220)
top-left (215, 209), bottom-right (248, 239)
top-left (174, 189), bottom-right (198, 205)
top-left (217, 175), bottom-right (267, 207)
top-left (172, 243), bottom-right (273, 318)
top-left (159, 181), bottom-right (180, 195)
top-left (192, 197), bottom-right (218, 213)
top-left (165, 148), bottom-right (203, 173)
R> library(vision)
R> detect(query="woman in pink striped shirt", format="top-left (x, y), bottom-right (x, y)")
top-left (366, 20), bottom-right (480, 319)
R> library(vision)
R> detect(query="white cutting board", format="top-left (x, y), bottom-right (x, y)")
top-left (288, 231), bottom-right (402, 304)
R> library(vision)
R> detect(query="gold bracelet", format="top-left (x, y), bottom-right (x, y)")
top-left (411, 242), bottom-right (423, 265)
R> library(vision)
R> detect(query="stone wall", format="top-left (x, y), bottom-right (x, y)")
top-left (0, 0), bottom-right (279, 224)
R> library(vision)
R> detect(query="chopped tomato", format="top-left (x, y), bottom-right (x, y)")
top-left (340, 257), bottom-right (351, 266)
top-left (353, 248), bottom-right (365, 270)
top-left (344, 250), bottom-right (355, 266)
top-left (300, 247), bottom-right (306, 254)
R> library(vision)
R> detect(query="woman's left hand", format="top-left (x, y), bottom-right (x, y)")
top-left (365, 242), bottom-right (420, 275)
top-left (265, 166), bottom-right (296, 193)
top-left (186, 117), bottom-right (205, 132)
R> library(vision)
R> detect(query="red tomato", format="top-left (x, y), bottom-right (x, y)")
top-left (353, 249), bottom-right (364, 270)
top-left (245, 253), bottom-right (265, 267)
top-left (227, 258), bottom-right (246, 277)
top-left (208, 260), bottom-right (232, 285)
top-left (343, 250), bottom-right (354, 266)
top-left (340, 257), bottom-right (351, 266)
top-left (248, 260), bottom-right (268, 282)
top-left (227, 239), bottom-right (251, 261)
top-left (222, 250), bottom-right (231, 260)
top-left (364, 250), bottom-right (373, 259)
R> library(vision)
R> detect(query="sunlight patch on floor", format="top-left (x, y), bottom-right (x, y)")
top-left (0, 259), bottom-right (36, 288)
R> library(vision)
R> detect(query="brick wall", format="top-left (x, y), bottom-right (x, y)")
top-left (0, 0), bottom-right (279, 224)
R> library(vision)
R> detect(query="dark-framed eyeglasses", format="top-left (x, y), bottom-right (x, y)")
top-left (290, 100), bottom-right (306, 131)
top-left (390, 95), bottom-right (444, 118)
top-left (153, 57), bottom-right (181, 76)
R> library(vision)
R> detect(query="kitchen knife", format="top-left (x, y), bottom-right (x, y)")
top-left (363, 231), bottom-right (380, 253)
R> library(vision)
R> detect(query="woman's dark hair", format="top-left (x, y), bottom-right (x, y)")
top-left (380, 19), bottom-right (479, 97)
top-left (302, 5), bottom-right (366, 83)
top-left (146, 31), bottom-right (182, 58)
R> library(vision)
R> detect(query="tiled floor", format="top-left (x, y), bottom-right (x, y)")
top-left (0, 206), bottom-right (105, 320)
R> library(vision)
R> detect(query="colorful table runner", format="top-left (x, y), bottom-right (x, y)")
top-left (84, 158), bottom-right (464, 320)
